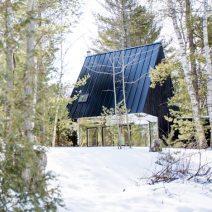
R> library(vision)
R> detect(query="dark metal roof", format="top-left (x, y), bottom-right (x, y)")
top-left (68, 42), bottom-right (165, 119)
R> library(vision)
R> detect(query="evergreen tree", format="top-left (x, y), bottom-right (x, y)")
top-left (0, 0), bottom-right (81, 209)
top-left (129, 5), bottom-right (161, 47)
top-left (94, 0), bottom-right (161, 52)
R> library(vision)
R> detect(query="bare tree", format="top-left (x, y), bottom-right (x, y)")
top-left (111, 54), bottom-right (122, 148)
top-left (121, 50), bottom-right (132, 147)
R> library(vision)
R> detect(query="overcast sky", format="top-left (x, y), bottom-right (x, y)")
top-left (61, 0), bottom-right (100, 87)
top-left (61, 0), bottom-right (176, 92)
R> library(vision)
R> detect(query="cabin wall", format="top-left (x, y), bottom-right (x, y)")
top-left (77, 113), bottom-right (159, 147)
top-left (67, 44), bottom-right (173, 141)
top-left (143, 77), bottom-right (173, 138)
top-left (78, 124), bottom-right (158, 147)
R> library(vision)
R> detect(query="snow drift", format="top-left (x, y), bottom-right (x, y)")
top-left (47, 147), bottom-right (212, 212)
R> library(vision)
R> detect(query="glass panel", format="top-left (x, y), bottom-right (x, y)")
top-left (80, 127), bottom-right (87, 146)
top-left (131, 125), bottom-right (142, 146)
top-left (121, 126), bottom-right (131, 146)
top-left (87, 128), bottom-right (98, 146)
top-left (130, 125), bottom-right (150, 146)
top-left (102, 127), bottom-right (114, 146)
top-left (140, 124), bottom-right (150, 146)
top-left (149, 122), bottom-right (158, 141)
top-left (78, 94), bottom-right (89, 103)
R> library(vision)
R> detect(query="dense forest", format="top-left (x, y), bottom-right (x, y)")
top-left (0, 0), bottom-right (211, 210)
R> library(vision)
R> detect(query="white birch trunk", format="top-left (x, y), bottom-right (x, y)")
top-left (167, 0), bottom-right (207, 148)
top-left (203, 0), bottom-right (212, 147)
top-left (24, 0), bottom-right (37, 143)
top-left (111, 54), bottom-right (122, 148)
top-left (121, 50), bottom-right (131, 147)
top-left (120, 4), bottom-right (131, 147)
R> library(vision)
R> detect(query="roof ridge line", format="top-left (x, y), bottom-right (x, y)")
top-left (86, 42), bottom-right (162, 58)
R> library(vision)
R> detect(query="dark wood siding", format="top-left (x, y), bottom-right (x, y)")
top-left (143, 78), bottom-right (173, 138)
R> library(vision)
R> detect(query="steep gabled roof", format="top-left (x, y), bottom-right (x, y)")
top-left (68, 42), bottom-right (165, 119)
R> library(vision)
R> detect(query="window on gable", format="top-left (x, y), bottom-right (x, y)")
top-left (78, 94), bottom-right (89, 103)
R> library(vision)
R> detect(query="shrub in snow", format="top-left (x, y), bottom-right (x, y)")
top-left (149, 150), bottom-right (212, 185)
top-left (0, 139), bottom-right (64, 211)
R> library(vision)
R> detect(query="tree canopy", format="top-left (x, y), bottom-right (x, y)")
top-left (94, 0), bottom-right (161, 52)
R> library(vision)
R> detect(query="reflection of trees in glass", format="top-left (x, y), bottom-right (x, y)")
top-left (103, 127), bottom-right (115, 146)
top-left (131, 125), bottom-right (149, 146)
top-left (78, 118), bottom-right (158, 147)
top-left (106, 126), bottom-right (120, 146)
top-left (120, 125), bottom-right (132, 146)
top-left (131, 125), bottom-right (142, 146)
top-left (80, 126), bottom-right (87, 146)
top-left (87, 128), bottom-right (98, 146)
top-left (140, 125), bottom-right (149, 146)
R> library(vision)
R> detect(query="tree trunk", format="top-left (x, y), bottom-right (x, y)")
top-left (52, 30), bottom-right (63, 147)
top-left (120, 2), bottom-right (131, 147)
top-left (168, 0), bottom-right (207, 148)
top-left (111, 54), bottom-right (122, 148)
top-left (24, 0), bottom-right (37, 143)
top-left (121, 50), bottom-right (131, 147)
top-left (121, 1), bottom-right (128, 48)
top-left (4, 0), bottom-right (14, 134)
top-left (52, 102), bottom-right (60, 147)
top-left (37, 8), bottom-right (46, 143)
top-left (185, 0), bottom-right (199, 100)
top-left (202, 0), bottom-right (212, 147)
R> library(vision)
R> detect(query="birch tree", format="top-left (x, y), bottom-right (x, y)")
top-left (167, 0), bottom-right (207, 148)
top-left (111, 54), bottom-right (122, 148)
top-left (202, 0), bottom-right (212, 147)
top-left (120, 6), bottom-right (132, 147)
top-left (121, 50), bottom-right (132, 147)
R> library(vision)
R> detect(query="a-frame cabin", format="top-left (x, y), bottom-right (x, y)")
top-left (68, 42), bottom-right (173, 146)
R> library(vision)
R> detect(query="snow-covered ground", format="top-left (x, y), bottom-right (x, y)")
top-left (47, 147), bottom-right (212, 212)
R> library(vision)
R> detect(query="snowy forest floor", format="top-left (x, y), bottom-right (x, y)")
top-left (47, 147), bottom-right (212, 212)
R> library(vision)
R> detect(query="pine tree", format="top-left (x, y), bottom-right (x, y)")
top-left (129, 5), bottom-right (161, 47)
top-left (0, 0), bottom-right (81, 209)
top-left (94, 0), bottom-right (161, 52)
